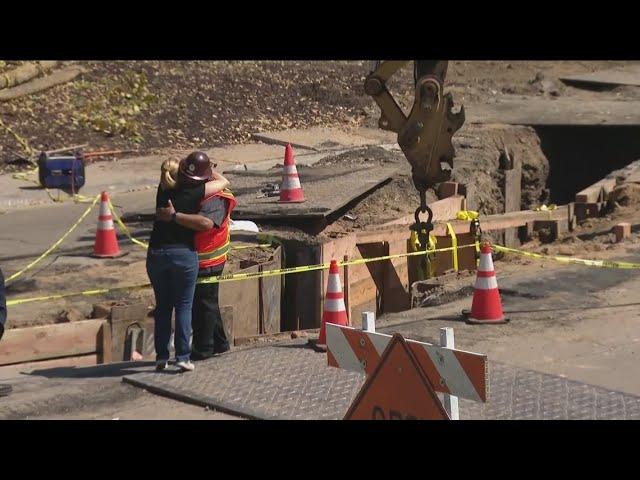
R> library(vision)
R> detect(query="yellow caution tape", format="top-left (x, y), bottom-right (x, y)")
top-left (493, 244), bottom-right (640, 270)
top-left (107, 198), bottom-right (151, 250)
top-left (12, 240), bottom-right (636, 307)
top-left (5, 194), bottom-right (101, 284)
top-left (6, 243), bottom-right (477, 307)
top-left (107, 199), bottom-right (271, 252)
top-left (446, 222), bottom-right (458, 272)
top-left (4, 193), bottom-right (270, 287)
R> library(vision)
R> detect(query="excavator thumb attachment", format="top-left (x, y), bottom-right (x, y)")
top-left (364, 60), bottom-right (465, 192)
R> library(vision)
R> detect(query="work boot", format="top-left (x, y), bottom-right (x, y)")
top-left (213, 344), bottom-right (230, 356)
top-left (155, 360), bottom-right (169, 372)
top-left (190, 349), bottom-right (214, 362)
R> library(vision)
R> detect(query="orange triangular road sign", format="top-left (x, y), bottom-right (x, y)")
top-left (344, 333), bottom-right (450, 420)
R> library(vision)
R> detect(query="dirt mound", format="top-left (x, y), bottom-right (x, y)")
top-left (611, 183), bottom-right (640, 207)
top-left (451, 124), bottom-right (549, 215)
top-left (314, 145), bottom-right (403, 168)
top-left (317, 125), bottom-right (549, 233)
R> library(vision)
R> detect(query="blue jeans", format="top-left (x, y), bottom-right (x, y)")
top-left (146, 247), bottom-right (198, 363)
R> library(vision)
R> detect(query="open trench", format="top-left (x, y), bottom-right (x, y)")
top-left (535, 126), bottom-right (640, 204)
top-left (267, 123), bottom-right (640, 332)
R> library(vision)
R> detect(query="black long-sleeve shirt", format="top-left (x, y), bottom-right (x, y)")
top-left (148, 182), bottom-right (205, 249)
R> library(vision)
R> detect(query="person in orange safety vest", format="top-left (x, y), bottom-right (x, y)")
top-left (191, 182), bottom-right (237, 360)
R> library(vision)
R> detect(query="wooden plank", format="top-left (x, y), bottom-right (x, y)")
top-left (343, 255), bottom-right (350, 323)
top-left (433, 206), bottom-right (569, 236)
top-left (221, 305), bottom-right (234, 346)
top-left (0, 320), bottom-right (105, 366)
top-left (348, 277), bottom-right (380, 313)
top-left (383, 238), bottom-right (410, 312)
top-left (381, 196), bottom-right (466, 228)
top-left (349, 242), bottom-right (387, 315)
top-left (567, 202), bottom-right (576, 231)
top-left (98, 322), bottom-right (112, 364)
top-left (502, 149), bottom-right (522, 248)
top-left (560, 67), bottom-right (640, 88)
top-left (357, 206), bottom-right (569, 246)
top-left (110, 303), bottom-right (150, 323)
top-left (576, 178), bottom-right (617, 203)
top-left (349, 255), bottom-right (379, 285)
top-left (259, 246), bottom-right (282, 335)
top-left (575, 202), bottom-right (604, 222)
top-left (220, 265), bottom-right (260, 338)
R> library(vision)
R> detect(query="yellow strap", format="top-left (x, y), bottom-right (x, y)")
top-left (456, 210), bottom-right (479, 221)
top-left (409, 230), bottom-right (437, 252)
top-left (446, 222), bottom-right (458, 272)
top-left (108, 199), bottom-right (150, 249)
top-left (6, 194), bottom-right (100, 284)
top-left (428, 234), bottom-right (436, 251)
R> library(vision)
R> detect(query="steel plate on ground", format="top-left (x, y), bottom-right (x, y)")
top-left (124, 341), bottom-right (640, 420)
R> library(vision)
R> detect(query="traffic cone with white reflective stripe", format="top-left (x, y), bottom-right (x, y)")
top-left (279, 144), bottom-right (305, 203)
top-left (463, 242), bottom-right (508, 324)
top-left (93, 191), bottom-right (121, 258)
top-left (311, 260), bottom-right (349, 351)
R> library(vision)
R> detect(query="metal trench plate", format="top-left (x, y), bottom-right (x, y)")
top-left (123, 342), bottom-right (640, 420)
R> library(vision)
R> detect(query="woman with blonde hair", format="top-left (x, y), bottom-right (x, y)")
top-left (146, 152), bottom-right (229, 373)
top-left (160, 157), bottom-right (228, 195)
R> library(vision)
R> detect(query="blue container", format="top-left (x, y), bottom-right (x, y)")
top-left (37, 152), bottom-right (86, 191)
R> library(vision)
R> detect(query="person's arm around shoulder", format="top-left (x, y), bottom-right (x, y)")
top-left (204, 172), bottom-right (230, 198)
top-left (156, 200), bottom-right (212, 231)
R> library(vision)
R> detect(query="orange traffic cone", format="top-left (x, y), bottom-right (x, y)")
top-left (317, 259), bottom-right (350, 346)
top-left (93, 191), bottom-right (121, 258)
top-left (463, 242), bottom-right (509, 324)
top-left (279, 144), bottom-right (305, 203)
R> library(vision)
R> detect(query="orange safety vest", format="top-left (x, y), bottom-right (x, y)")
top-left (194, 190), bottom-right (237, 269)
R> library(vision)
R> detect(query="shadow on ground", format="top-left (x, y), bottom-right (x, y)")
top-left (27, 361), bottom-right (157, 379)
